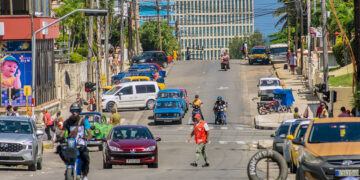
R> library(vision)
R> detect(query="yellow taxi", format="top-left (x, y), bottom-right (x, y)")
top-left (286, 120), bottom-right (310, 173)
top-left (248, 46), bottom-right (271, 65)
top-left (104, 76), bottom-right (165, 92)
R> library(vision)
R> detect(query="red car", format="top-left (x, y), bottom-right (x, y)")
top-left (103, 125), bottom-right (161, 169)
top-left (140, 63), bottom-right (163, 71)
top-left (176, 88), bottom-right (189, 112)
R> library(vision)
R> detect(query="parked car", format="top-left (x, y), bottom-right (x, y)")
top-left (119, 76), bottom-right (165, 90)
top-left (271, 119), bottom-right (297, 154)
top-left (131, 51), bottom-right (169, 68)
top-left (258, 77), bottom-right (282, 101)
top-left (283, 119), bottom-right (310, 166)
top-left (102, 81), bottom-right (159, 111)
top-left (0, 116), bottom-right (44, 171)
top-left (157, 89), bottom-right (187, 113)
top-left (295, 118), bottom-right (360, 179)
top-left (80, 112), bottom-right (113, 151)
top-left (286, 120), bottom-right (310, 173)
top-left (248, 46), bottom-right (271, 65)
top-left (103, 125), bottom-right (161, 169)
top-left (153, 98), bottom-right (185, 125)
top-left (176, 88), bottom-right (189, 112)
top-left (111, 70), bottom-right (165, 85)
top-left (138, 63), bottom-right (166, 76)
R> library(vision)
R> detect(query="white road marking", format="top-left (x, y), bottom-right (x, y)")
top-left (220, 127), bottom-right (228, 130)
top-left (219, 141), bottom-right (228, 144)
top-left (217, 86), bottom-right (229, 90)
top-left (236, 141), bottom-right (246, 145)
top-left (236, 127), bottom-right (244, 130)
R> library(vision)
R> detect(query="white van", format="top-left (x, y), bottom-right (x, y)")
top-left (102, 81), bottom-right (159, 111)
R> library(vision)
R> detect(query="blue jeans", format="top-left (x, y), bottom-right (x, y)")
top-left (215, 111), bottom-right (226, 124)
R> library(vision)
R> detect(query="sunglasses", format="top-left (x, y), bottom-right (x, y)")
top-left (70, 109), bottom-right (80, 113)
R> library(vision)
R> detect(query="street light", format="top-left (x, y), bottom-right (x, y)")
top-left (31, 9), bottom-right (108, 115)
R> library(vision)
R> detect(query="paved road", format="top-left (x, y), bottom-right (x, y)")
top-left (1, 60), bottom-right (286, 180)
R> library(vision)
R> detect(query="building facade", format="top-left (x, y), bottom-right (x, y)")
top-left (175, 0), bottom-right (254, 60)
top-left (138, 0), bottom-right (175, 26)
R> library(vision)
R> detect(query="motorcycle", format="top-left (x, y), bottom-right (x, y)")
top-left (221, 57), bottom-right (230, 71)
top-left (60, 138), bottom-right (83, 180)
top-left (191, 104), bottom-right (202, 122)
top-left (214, 104), bottom-right (226, 125)
top-left (257, 101), bottom-right (278, 115)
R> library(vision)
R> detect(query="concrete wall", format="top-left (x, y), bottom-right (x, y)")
top-left (330, 87), bottom-right (353, 117)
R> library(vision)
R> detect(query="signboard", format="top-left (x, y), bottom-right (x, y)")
top-left (23, 85), bottom-right (31, 96)
top-left (0, 53), bottom-right (32, 106)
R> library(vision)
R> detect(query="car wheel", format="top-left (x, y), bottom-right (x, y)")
top-left (249, 60), bottom-right (253, 65)
top-left (106, 101), bottom-right (116, 112)
top-left (146, 99), bottom-right (155, 110)
top-left (162, 62), bottom-right (168, 68)
top-left (28, 160), bottom-right (37, 171)
top-left (103, 160), bottom-right (112, 169)
top-left (296, 165), bottom-right (305, 180)
top-left (36, 157), bottom-right (42, 170)
top-left (148, 162), bottom-right (158, 168)
top-left (177, 118), bottom-right (182, 125)
top-left (290, 160), bottom-right (297, 173)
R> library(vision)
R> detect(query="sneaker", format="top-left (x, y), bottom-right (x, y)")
top-left (190, 162), bottom-right (197, 167)
top-left (202, 163), bottom-right (210, 167)
top-left (82, 176), bottom-right (89, 180)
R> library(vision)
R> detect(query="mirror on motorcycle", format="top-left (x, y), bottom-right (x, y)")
top-left (155, 137), bottom-right (161, 141)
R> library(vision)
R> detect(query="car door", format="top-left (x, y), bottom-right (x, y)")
top-left (135, 85), bottom-right (148, 106)
top-left (116, 85), bottom-right (134, 108)
top-left (32, 122), bottom-right (43, 158)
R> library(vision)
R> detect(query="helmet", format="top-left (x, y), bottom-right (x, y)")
top-left (70, 103), bottom-right (82, 113)
top-left (195, 95), bottom-right (199, 98)
top-left (217, 96), bottom-right (222, 100)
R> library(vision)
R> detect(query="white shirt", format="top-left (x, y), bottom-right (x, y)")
top-left (290, 55), bottom-right (297, 66)
top-left (244, 43), bottom-right (248, 50)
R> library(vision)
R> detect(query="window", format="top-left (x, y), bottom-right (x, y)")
top-left (0, 0), bottom-right (30, 15)
top-left (146, 85), bottom-right (156, 93)
top-left (120, 86), bottom-right (133, 95)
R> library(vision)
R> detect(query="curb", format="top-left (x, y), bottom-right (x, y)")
top-left (43, 141), bottom-right (53, 149)
top-left (254, 117), bottom-right (278, 130)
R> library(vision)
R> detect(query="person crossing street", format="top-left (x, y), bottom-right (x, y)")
top-left (187, 113), bottom-right (210, 167)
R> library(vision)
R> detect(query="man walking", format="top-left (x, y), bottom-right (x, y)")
top-left (110, 108), bottom-right (121, 125)
top-left (187, 114), bottom-right (210, 167)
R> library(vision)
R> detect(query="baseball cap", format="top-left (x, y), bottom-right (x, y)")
top-left (194, 114), bottom-right (201, 119)
top-left (1, 55), bottom-right (19, 65)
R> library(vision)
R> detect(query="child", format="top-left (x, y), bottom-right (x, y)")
top-left (1, 55), bottom-right (21, 89)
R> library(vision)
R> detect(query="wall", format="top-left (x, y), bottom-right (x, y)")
top-left (330, 87), bottom-right (353, 117)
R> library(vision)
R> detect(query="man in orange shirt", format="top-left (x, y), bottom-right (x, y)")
top-left (187, 113), bottom-right (210, 167)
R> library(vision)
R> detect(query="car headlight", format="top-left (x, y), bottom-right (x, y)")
top-left (139, 59), bottom-right (146, 63)
top-left (23, 141), bottom-right (33, 149)
top-left (109, 145), bottom-right (123, 152)
top-left (143, 146), bottom-right (156, 152)
top-left (303, 151), bottom-right (322, 164)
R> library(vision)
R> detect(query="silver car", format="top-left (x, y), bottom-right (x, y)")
top-left (0, 116), bottom-right (44, 171)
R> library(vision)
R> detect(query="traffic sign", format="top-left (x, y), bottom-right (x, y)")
top-left (24, 85), bottom-right (31, 96)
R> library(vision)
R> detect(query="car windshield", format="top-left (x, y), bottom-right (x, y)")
top-left (277, 124), bottom-right (290, 136)
top-left (80, 115), bottom-right (101, 124)
top-left (156, 101), bottom-right (179, 108)
top-left (139, 52), bottom-right (153, 57)
top-left (105, 86), bottom-right (121, 95)
top-left (158, 92), bottom-right (180, 99)
top-left (295, 124), bottom-right (309, 139)
top-left (308, 122), bottom-right (360, 143)
top-left (260, 80), bottom-right (280, 86)
top-left (0, 120), bottom-right (32, 134)
top-left (111, 127), bottom-right (152, 140)
top-left (252, 49), bottom-right (266, 54)
top-left (270, 47), bottom-right (288, 54)
top-left (289, 121), bottom-right (302, 135)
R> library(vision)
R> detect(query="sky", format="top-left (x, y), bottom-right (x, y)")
top-left (254, 0), bottom-right (283, 38)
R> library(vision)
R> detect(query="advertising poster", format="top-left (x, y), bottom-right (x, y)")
top-left (0, 53), bottom-right (32, 106)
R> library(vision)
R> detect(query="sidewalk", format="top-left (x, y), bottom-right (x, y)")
top-left (254, 59), bottom-right (319, 130)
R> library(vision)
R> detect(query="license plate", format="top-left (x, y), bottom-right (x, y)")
top-left (126, 159), bottom-right (140, 164)
top-left (164, 120), bottom-right (172, 122)
top-left (335, 169), bottom-right (359, 177)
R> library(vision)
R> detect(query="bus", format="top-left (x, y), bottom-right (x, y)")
top-left (269, 44), bottom-right (288, 59)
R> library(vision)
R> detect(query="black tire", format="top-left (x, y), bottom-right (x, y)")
top-left (106, 101), bottom-right (116, 112)
top-left (247, 149), bottom-right (288, 180)
top-left (65, 168), bottom-right (73, 180)
top-left (296, 165), bottom-right (305, 180)
top-left (162, 62), bottom-right (168, 68)
top-left (290, 159), bottom-right (297, 173)
top-left (154, 119), bottom-right (160, 125)
top-left (257, 107), bottom-right (266, 115)
top-left (28, 155), bottom-right (37, 171)
top-left (249, 60), bottom-right (253, 65)
top-left (148, 163), bottom-right (158, 168)
top-left (36, 157), bottom-right (42, 170)
top-left (146, 99), bottom-right (155, 110)
top-left (177, 118), bottom-right (182, 125)
top-left (103, 160), bottom-right (112, 169)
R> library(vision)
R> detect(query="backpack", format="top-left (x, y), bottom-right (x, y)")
top-left (284, 64), bottom-right (288, 69)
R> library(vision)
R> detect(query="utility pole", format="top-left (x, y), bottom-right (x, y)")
top-left (96, 0), bottom-right (101, 112)
top-left (120, 0), bottom-right (125, 72)
top-left (355, 0), bottom-right (360, 84)
top-left (294, 0), bottom-right (299, 55)
top-left (322, 0), bottom-right (329, 91)
top-left (300, 0), bottom-right (304, 75)
top-left (287, 6), bottom-right (291, 48)
top-left (128, 1), bottom-right (133, 60)
top-left (87, 0), bottom-right (94, 100)
top-left (156, 0), bottom-right (162, 51)
top-left (134, 0), bottom-right (140, 55)
top-left (307, 0), bottom-right (312, 89)
top-left (105, 0), bottom-right (109, 85)
top-left (167, 0), bottom-right (170, 25)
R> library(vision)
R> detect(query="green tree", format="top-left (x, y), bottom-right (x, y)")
top-left (247, 30), bottom-right (266, 50)
top-left (139, 21), bottom-right (179, 55)
top-left (228, 37), bottom-right (244, 59)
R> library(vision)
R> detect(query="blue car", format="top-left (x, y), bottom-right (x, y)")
top-left (157, 89), bottom-right (187, 112)
top-left (111, 67), bottom-right (165, 85)
top-left (154, 98), bottom-right (185, 125)
top-left (136, 64), bottom-right (166, 77)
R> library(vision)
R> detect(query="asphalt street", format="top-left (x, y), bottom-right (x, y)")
top-left (1, 60), bottom-right (284, 180)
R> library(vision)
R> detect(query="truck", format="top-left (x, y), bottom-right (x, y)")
top-left (269, 43), bottom-right (288, 60)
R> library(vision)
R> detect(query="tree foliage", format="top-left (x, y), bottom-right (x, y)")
top-left (229, 30), bottom-right (266, 59)
top-left (228, 37), bottom-right (245, 59)
top-left (139, 21), bottom-right (179, 55)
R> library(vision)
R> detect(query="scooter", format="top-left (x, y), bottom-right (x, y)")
top-left (221, 57), bottom-right (230, 71)
top-left (61, 138), bottom-right (83, 180)
top-left (191, 105), bottom-right (202, 122)
top-left (214, 104), bottom-right (226, 125)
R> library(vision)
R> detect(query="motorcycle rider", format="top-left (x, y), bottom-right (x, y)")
top-left (57, 103), bottom-right (92, 180)
top-left (191, 95), bottom-right (204, 120)
top-left (221, 52), bottom-right (230, 69)
top-left (213, 96), bottom-right (228, 125)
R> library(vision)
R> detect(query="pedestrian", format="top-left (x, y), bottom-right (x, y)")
top-left (187, 113), bottom-right (210, 167)
top-left (76, 93), bottom-right (88, 108)
top-left (13, 106), bottom-right (19, 117)
top-left (319, 103), bottom-right (329, 118)
top-left (6, 105), bottom-right (13, 116)
top-left (293, 107), bottom-right (301, 119)
top-left (289, 51), bottom-right (297, 75)
top-left (173, 50), bottom-right (178, 61)
top-left (338, 107), bottom-right (351, 117)
top-left (153, 69), bottom-right (159, 82)
top-left (346, 110), bottom-right (351, 116)
top-left (90, 95), bottom-right (97, 112)
top-left (110, 108), bottom-right (121, 125)
top-left (54, 111), bottom-right (64, 131)
top-left (25, 108), bottom-right (37, 124)
top-left (42, 109), bottom-right (54, 141)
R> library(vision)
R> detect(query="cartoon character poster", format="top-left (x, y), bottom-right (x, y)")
top-left (0, 53), bottom-right (32, 106)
